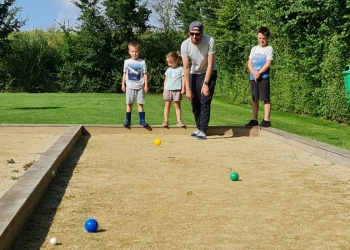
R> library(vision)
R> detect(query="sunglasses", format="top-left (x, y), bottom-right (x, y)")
top-left (189, 32), bottom-right (201, 37)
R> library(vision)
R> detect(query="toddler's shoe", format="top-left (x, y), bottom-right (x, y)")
top-left (177, 120), bottom-right (186, 127)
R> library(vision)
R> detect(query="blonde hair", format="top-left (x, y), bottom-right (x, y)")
top-left (165, 51), bottom-right (181, 65)
top-left (128, 41), bottom-right (140, 50)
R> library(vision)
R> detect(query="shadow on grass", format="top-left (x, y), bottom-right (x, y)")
top-left (11, 135), bottom-right (90, 250)
top-left (7, 107), bottom-right (64, 110)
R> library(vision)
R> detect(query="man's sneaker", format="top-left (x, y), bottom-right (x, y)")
top-left (245, 119), bottom-right (258, 126)
top-left (259, 119), bottom-right (271, 127)
top-left (197, 131), bottom-right (206, 139)
top-left (191, 130), bottom-right (200, 137)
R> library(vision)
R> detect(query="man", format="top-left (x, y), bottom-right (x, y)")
top-left (181, 21), bottom-right (217, 139)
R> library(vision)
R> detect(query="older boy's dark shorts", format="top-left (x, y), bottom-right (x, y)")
top-left (249, 77), bottom-right (270, 101)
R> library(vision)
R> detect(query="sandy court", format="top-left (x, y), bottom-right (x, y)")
top-left (8, 132), bottom-right (350, 249)
top-left (0, 132), bottom-right (61, 198)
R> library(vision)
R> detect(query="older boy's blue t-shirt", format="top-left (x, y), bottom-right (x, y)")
top-left (249, 45), bottom-right (273, 80)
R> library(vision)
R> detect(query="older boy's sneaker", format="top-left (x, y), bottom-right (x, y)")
top-left (259, 119), bottom-right (271, 127)
top-left (197, 131), bottom-right (206, 140)
top-left (191, 129), bottom-right (200, 137)
top-left (245, 119), bottom-right (258, 126)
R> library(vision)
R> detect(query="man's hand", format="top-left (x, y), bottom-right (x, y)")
top-left (201, 84), bottom-right (210, 96)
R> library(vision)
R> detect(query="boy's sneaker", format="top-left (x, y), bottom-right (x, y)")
top-left (197, 131), bottom-right (206, 140)
top-left (140, 120), bottom-right (148, 127)
top-left (191, 130), bottom-right (200, 137)
top-left (259, 119), bottom-right (271, 127)
top-left (245, 119), bottom-right (258, 126)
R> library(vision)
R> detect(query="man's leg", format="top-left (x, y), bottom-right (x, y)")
top-left (199, 71), bottom-right (217, 133)
top-left (190, 74), bottom-right (201, 128)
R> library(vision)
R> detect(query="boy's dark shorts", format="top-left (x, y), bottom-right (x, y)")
top-left (250, 77), bottom-right (270, 101)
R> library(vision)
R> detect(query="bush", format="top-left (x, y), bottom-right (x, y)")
top-left (1, 30), bottom-right (62, 92)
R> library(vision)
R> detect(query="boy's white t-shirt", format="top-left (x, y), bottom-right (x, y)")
top-left (123, 58), bottom-right (147, 89)
top-left (164, 66), bottom-right (184, 90)
top-left (249, 45), bottom-right (273, 80)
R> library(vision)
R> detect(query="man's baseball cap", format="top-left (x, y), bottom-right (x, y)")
top-left (189, 21), bottom-right (203, 33)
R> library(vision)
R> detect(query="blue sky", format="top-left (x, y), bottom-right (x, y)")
top-left (15, 0), bottom-right (159, 31)
top-left (15, 0), bottom-right (80, 30)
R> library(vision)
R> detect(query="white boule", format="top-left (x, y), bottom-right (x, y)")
top-left (50, 237), bottom-right (57, 245)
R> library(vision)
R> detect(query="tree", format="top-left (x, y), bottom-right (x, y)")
top-left (175, 0), bottom-right (200, 32)
top-left (103, 0), bottom-right (151, 60)
top-left (0, 0), bottom-right (25, 59)
top-left (59, 0), bottom-right (113, 92)
top-left (149, 0), bottom-right (179, 32)
top-left (59, 0), bottom-right (151, 92)
top-left (3, 30), bottom-right (62, 92)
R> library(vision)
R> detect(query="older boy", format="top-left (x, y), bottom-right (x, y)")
top-left (121, 41), bottom-right (149, 127)
top-left (245, 26), bottom-right (273, 127)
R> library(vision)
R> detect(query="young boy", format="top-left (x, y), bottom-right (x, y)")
top-left (121, 41), bottom-right (149, 127)
top-left (245, 26), bottom-right (273, 127)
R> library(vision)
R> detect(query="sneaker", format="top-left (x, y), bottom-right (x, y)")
top-left (245, 119), bottom-right (258, 126)
top-left (259, 119), bottom-right (271, 127)
top-left (140, 120), bottom-right (148, 127)
top-left (191, 130), bottom-right (200, 137)
top-left (197, 130), bottom-right (206, 139)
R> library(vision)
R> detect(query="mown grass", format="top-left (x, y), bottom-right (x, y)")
top-left (1, 93), bottom-right (350, 150)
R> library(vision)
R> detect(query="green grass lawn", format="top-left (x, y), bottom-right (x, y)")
top-left (1, 93), bottom-right (350, 151)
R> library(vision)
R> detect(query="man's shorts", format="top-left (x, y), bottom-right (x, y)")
top-left (250, 77), bottom-right (270, 101)
top-left (126, 87), bottom-right (145, 105)
top-left (163, 89), bottom-right (182, 102)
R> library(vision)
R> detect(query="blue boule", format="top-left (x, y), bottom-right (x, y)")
top-left (84, 218), bottom-right (98, 233)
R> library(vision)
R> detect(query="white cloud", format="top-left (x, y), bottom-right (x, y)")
top-left (56, 11), bottom-right (79, 27)
top-left (53, 0), bottom-right (80, 26)
top-left (59, 0), bottom-right (78, 10)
